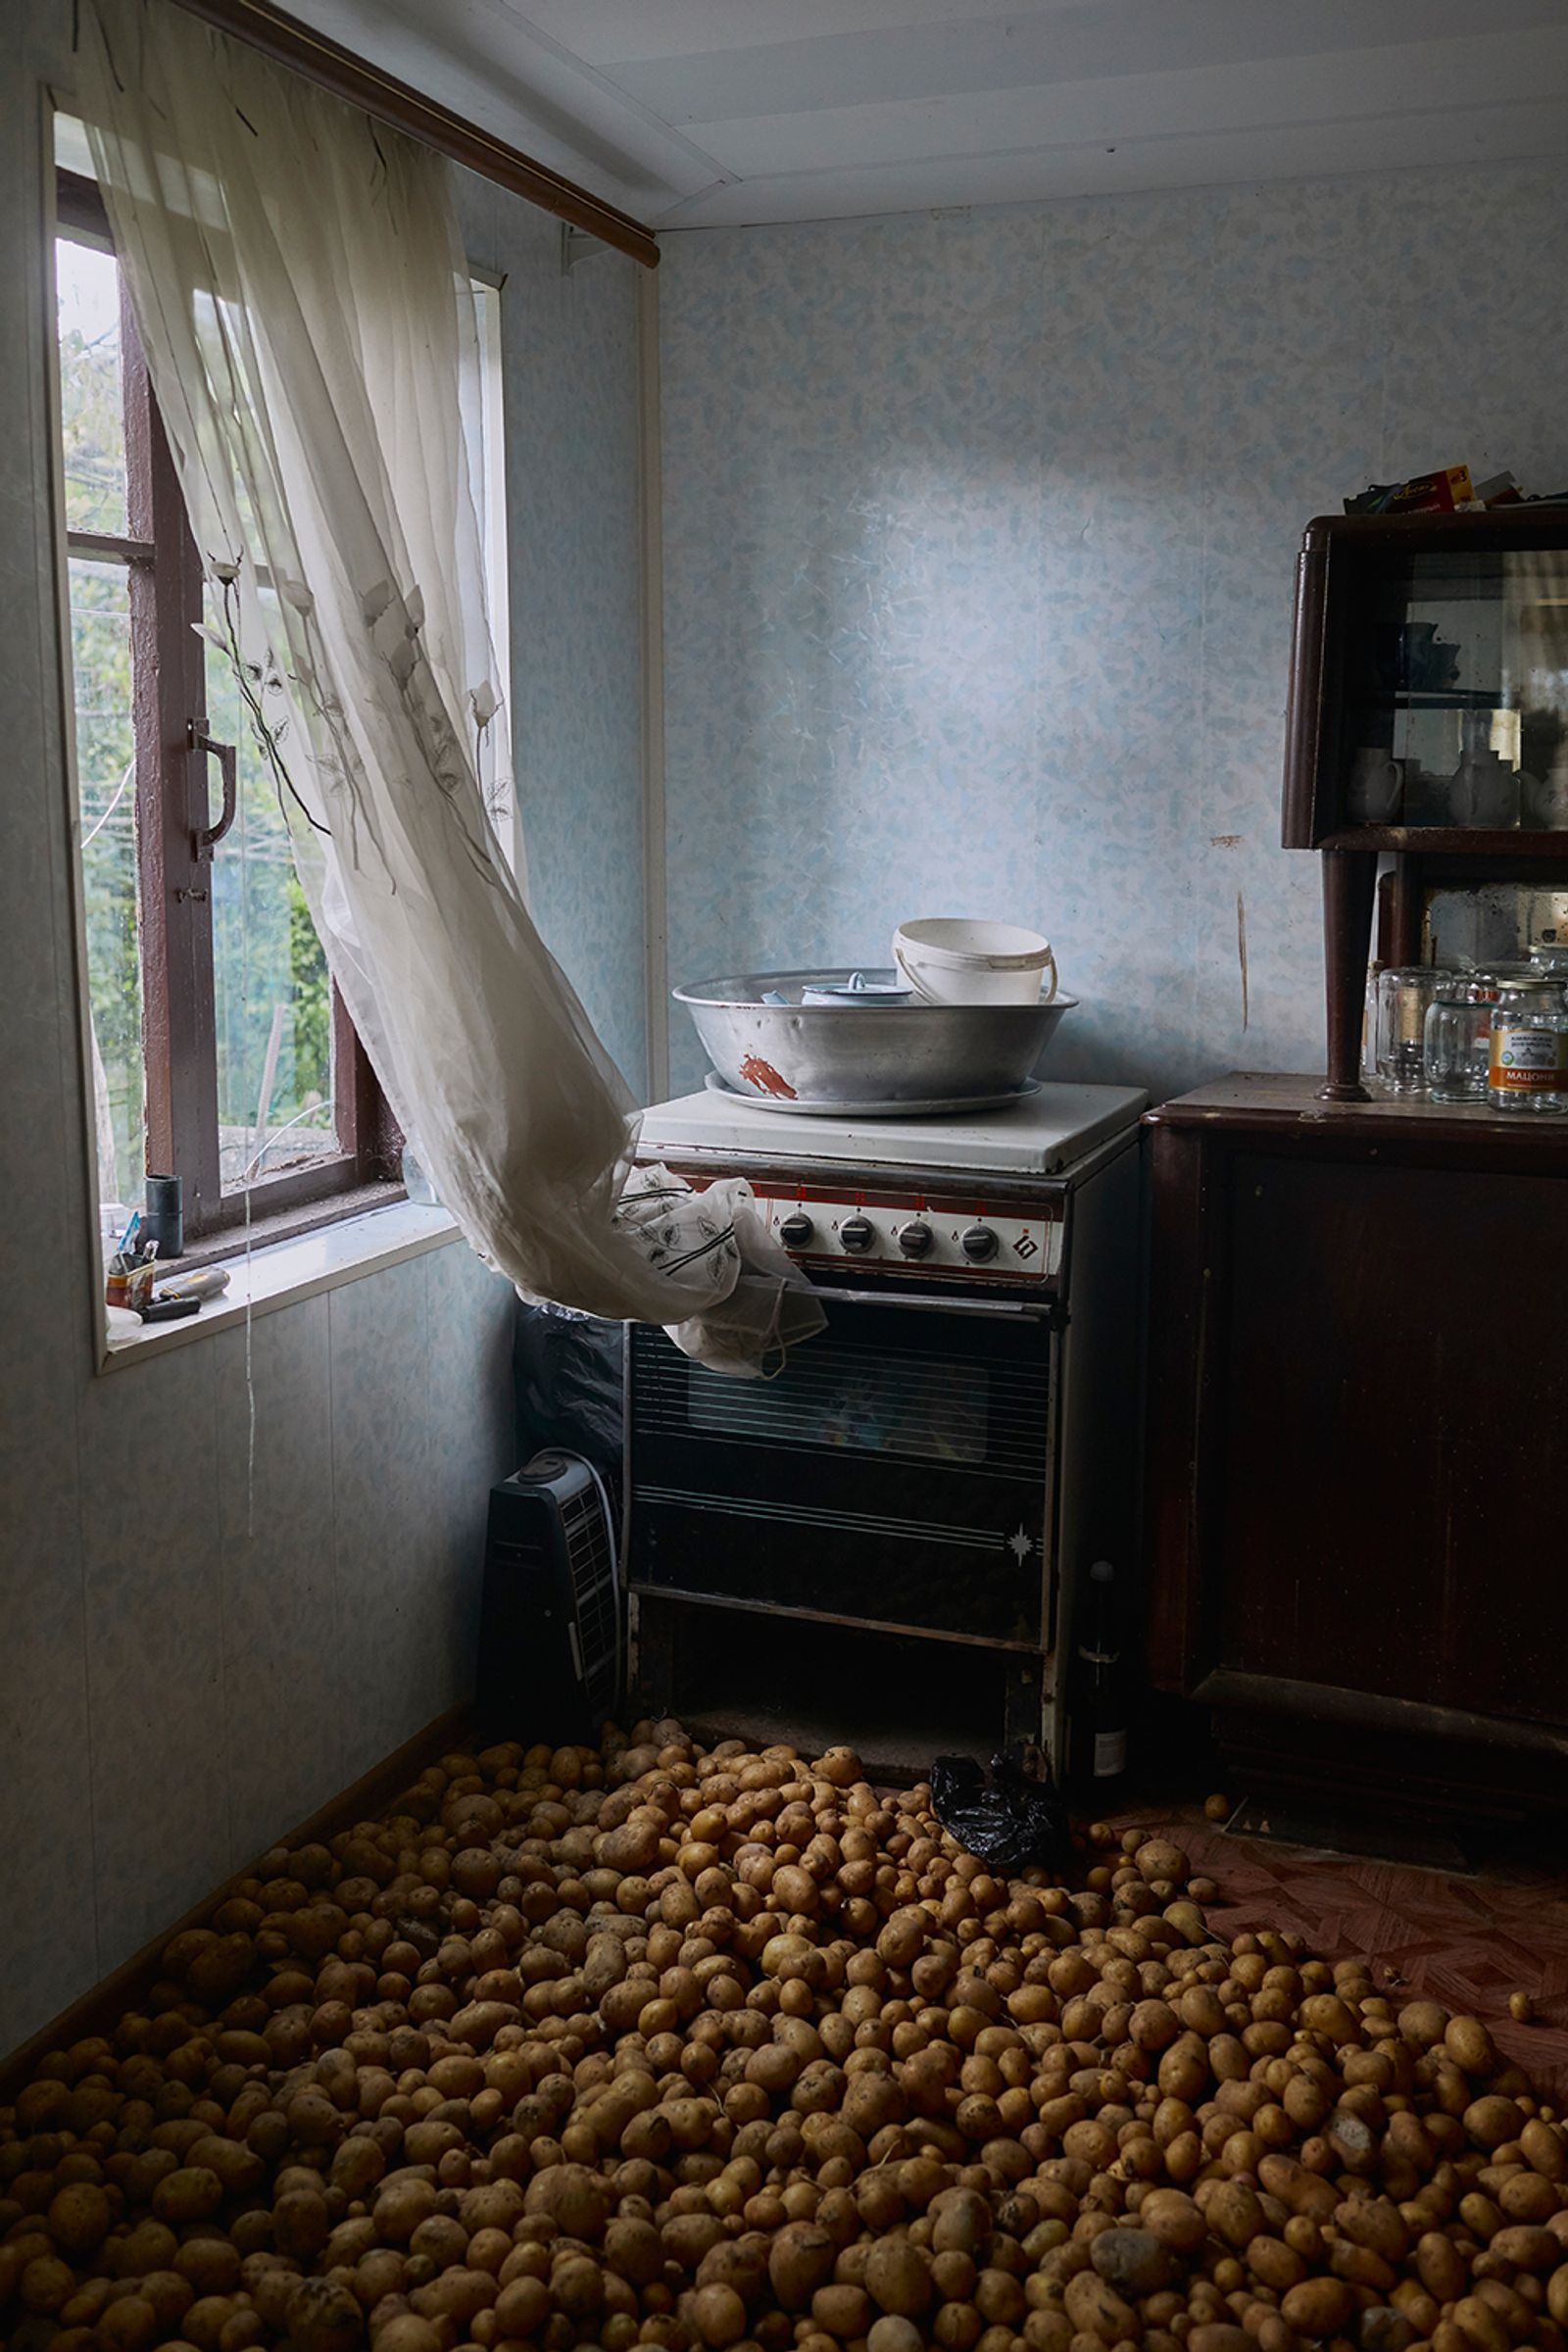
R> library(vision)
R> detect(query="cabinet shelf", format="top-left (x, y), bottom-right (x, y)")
top-left (1368, 688), bottom-right (1502, 710)
top-left (1317, 826), bottom-right (1568, 857)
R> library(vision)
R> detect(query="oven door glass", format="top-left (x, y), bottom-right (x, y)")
top-left (628, 1295), bottom-right (1052, 1645)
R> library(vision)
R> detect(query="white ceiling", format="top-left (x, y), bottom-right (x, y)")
top-left (289, 0), bottom-right (1568, 232)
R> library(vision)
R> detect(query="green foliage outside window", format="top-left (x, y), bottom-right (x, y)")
top-left (59, 233), bottom-right (334, 1202)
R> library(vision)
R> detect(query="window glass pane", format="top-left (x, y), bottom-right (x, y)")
top-left (70, 556), bottom-right (144, 1208)
top-left (56, 235), bottom-right (127, 537)
top-left (54, 113), bottom-right (98, 180)
top-left (205, 611), bottom-right (337, 1190)
top-left (469, 275), bottom-right (510, 700)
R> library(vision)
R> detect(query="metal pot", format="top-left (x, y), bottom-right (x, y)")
top-left (674, 968), bottom-right (1077, 1111)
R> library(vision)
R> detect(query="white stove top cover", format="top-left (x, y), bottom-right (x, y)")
top-left (636, 1080), bottom-right (1148, 1178)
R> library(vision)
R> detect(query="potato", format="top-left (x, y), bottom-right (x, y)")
top-left (151, 2167), bottom-right (223, 2224)
top-left (769, 2223), bottom-right (838, 2308)
top-left (1524, 2120), bottom-right (1568, 2180)
top-left (524, 2162), bottom-right (612, 2239)
top-left (1446, 2017), bottom-right (1498, 2076)
top-left (1491, 2226), bottom-right (1560, 2273)
top-left (46, 2183), bottom-right (111, 2253)
top-left (1189, 2328), bottom-right (1251, 2352)
top-left (1466, 2097), bottom-right (1526, 2151)
top-left (286, 2276), bottom-right (364, 2352)
top-left (691, 2281), bottom-right (749, 2345)
top-left (174, 2238), bottom-right (242, 2299)
top-left (273, 2186), bottom-right (331, 2261)
top-left (1281, 2278), bottom-right (1356, 2335)
top-left (868, 2320), bottom-right (925, 2352)
top-left (372, 2321), bottom-right (442, 2352)
top-left (372, 2178), bottom-right (439, 2242)
top-left (930, 2186), bottom-right (991, 2254)
top-left (5, 1722), bottom-right (1563, 2352)
top-left (864, 2237), bottom-right (932, 2316)
top-left (1247, 2233), bottom-right (1305, 2293)
top-left (96, 2294), bottom-right (161, 2351)
top-left (410, 2267), bottom-right (496, 2326)
top-left (1140, 2189), bottom-right (1207, 2252)
top-left (1207, 2180), bottom-right (1264, 2249)
top-left (1065, 2266), bottom-right (1136, 2341)
top-left (812, 2280), bottom-right (873, 2337)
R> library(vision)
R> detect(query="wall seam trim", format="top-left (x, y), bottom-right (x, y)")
top-left (638, 262), bottom-right (670, 1106)
top-left (325, 1283), bottom-right (346, 1801)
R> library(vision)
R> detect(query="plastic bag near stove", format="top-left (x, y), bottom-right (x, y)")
top-left (513, 1302), bottom-right (624, 1508)
top-left (930, 1751), bottom-right (1071, 1873)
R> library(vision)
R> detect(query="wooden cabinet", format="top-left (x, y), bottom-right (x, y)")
top-left (1285, 510), bottom-right (1568, 1098)
top-left (1145, 1074), bottom-right (1568, 1824)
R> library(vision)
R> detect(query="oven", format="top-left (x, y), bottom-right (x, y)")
top-left (629, 1283), bottom-right (1055, 1646)
top-left (624, 1120), bottom-right (1144, 1774)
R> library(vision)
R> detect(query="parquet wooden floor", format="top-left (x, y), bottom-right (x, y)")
top-left (1106, 1798), bottom-right (1568, 2105)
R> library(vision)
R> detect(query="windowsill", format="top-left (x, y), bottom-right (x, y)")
top-left (172, 1177), bottom-right (411, 1265)
top-left (100, 1199), bottom-right (465, 1370)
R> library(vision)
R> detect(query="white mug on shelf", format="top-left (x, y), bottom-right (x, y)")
top-left (1449, 746), bottom-right (1519, 830)
top-left (1519, 765), bottom-right (1568, 829)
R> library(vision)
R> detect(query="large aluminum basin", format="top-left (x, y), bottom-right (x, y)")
top-left (674, 968), bottom-right (1076, 1110)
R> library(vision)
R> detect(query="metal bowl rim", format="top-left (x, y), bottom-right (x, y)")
top-left (674, 967), bottom-right (1079, 1014)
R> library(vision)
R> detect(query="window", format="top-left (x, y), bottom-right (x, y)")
top-left (55, 159), bottom-right (404, 1247)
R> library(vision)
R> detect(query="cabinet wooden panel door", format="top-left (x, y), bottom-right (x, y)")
top-left (1145, 1075), bottom-right (1568, 1819)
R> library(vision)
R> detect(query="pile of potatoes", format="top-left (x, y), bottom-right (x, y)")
top-left (2, 1723), bottom-right (1564, 2352)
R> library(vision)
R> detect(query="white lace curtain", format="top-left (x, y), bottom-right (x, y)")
top-left (75, 0), bottom-right (819, 1374)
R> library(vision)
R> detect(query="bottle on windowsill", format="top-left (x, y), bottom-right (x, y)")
top-left (1071, 1557), bottom-right (1129, 1799)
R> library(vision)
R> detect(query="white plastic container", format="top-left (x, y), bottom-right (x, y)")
top-left (893, 917), bottom-right (1058, 1006)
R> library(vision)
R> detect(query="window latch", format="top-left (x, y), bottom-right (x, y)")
top-left (188, 722), bottom-right (237, 859)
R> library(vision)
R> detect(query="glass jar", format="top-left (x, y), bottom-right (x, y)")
top-left (1488, 979), bottom-right (1568, 1113)
top-left (1424, 972), bottom-right (1504, 1103)
top-left (1374, 966), bottom-right (1443, 1093)
top-left (1528, 940), bottom-right (1568, 979)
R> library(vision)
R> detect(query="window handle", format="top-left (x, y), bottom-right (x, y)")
top-left (188, 722), bottom-right (237, 859)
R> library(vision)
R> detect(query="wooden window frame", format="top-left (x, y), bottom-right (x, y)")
top-left (58, 168), bottom-right (402, 1252)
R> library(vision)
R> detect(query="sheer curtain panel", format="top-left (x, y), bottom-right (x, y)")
top-left (74, 0), bottom-right (818, 1374)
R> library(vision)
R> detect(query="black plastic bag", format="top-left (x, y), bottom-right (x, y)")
top-left (930, 1751), bottom-right (1071, 1873)
top-left (512, 1302), bottom-right (625, 1508)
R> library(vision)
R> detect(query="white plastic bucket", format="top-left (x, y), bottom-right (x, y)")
top-left (893, 917), bottom-right (1058, 1006)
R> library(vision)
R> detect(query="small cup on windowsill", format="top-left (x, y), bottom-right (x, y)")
top-left (143, 1172), bottom-right (183, 1261)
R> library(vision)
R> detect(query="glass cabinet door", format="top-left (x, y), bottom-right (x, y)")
top-left (1334, 544), bottom-right (1568, 831)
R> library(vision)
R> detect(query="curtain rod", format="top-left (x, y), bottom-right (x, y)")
top-left (169, 0), bottom-right (661, 269)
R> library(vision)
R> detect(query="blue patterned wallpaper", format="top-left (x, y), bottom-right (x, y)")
top-left (658, 162), bottom-right (1568, 1103)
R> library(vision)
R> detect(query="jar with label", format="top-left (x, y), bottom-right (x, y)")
top-left (1488, 979), bottom-right (1568, 1113)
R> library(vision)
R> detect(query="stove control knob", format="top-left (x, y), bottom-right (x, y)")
top-left (897, 1220), bottom-right (934, 1259)
top-left (839, 1215), bottom-right (875, 1254)
top-left (960, 1223), bottom-right (999, 1263)
top-left (778, 1210), bottom-right (814, 1249)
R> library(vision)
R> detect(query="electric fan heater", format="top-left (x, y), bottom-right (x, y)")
top-left (475, 1449), bottom-right (620, 1742)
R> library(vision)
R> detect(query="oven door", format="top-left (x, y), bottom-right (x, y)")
top-left (627, 1290), bottom-right (1054, 1648)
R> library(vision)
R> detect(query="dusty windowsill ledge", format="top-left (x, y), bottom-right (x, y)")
top-left (100, 1200), bottom-right (465, 1370)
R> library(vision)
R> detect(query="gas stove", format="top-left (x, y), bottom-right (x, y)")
top-left (636, 1080), bottom-right (1147, 1289)
top-left (626, 1079), bottom-right (1148, 1778)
